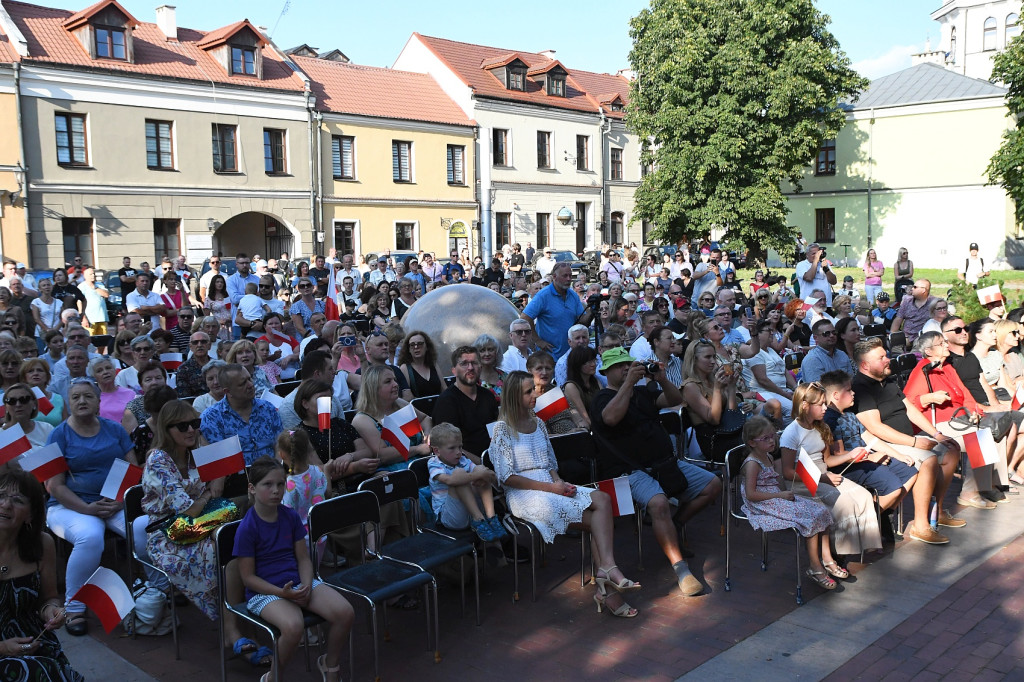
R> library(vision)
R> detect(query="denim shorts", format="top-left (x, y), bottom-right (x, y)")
top-left (628, 461), bottom-right (717, 510)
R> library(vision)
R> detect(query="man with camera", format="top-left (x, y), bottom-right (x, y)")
top-left (795, 242), bottom-right (837, 306)
top-left (591, 348), bottom-right (721, 597)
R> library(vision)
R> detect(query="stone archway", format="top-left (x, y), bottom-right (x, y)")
top-left (214, 212), bottom-right (301, 260)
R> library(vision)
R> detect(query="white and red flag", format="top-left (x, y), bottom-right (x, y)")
top-left (191, 436), bottom-right (245, 482)
top-left (381, 404), bottom-right (422, 460)
top-left (1013, 385), bottom-right (1024, 411)
top-left (596, 477), bottom-right (634, 516)
top-left (0, 424), bottom-right (31, 466)
top-left (795, 448), bottom-right (819, 497)
top-left (964, 428), bottom-right (999, 469)
top-left (324, 265), bottom-right (340, 322)
top-left (800, 298), bottom-right (819, 312)
top-left (31, 387), bottom-right (54, 416)
top-left (19, 443), bottom-right (68, 483)
top-left (317, 396), bottom-right (331, 432)
top-left (100, 459), bottom-right (143, 502)
top-left (534, 388), bottom-right (570, 421)
top-left (160, 353), bottom-right (183, 371)
top-left (70, 567), bottom-right (135, 634)
top-left (270, 328), bottom-right (298, 350)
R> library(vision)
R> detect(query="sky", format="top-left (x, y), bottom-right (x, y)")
top-left (17, 0), bottom-right (943, 80)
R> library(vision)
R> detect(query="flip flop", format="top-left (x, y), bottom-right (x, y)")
top-left (249, 646), bottom-right (273, 668)
top-left (229, 637), bottom-right (258, 659)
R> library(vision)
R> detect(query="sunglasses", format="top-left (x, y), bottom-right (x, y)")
top-left (298, 283), bottom-right (312, 289)
top-left (945, 326), bottom-right (966, 335)
top-left (512, 329), bottom-right (531, 335)
top-left (170, 418), bottom-right (202, 433)
top-left (819, 330), bottom-right (837, 337)
top-left (190, 339), bottom-right (210, 345)
top-left (3, 395), bottom-right (32, 405)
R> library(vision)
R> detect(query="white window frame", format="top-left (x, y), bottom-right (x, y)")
top-left (393, 220), bottom-right (419, 251)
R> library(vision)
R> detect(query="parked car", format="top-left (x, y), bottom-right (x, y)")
top-left (528, 250), bottom-right (590, 280)
top-left (364, 250), bottom-right (419, 268)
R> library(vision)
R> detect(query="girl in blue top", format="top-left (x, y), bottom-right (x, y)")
top-left (234, 456), bottom-right (353, 682)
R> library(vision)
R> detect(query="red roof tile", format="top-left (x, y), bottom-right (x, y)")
top-left (196, 19), bottom-right (266, 49)
top-left (294, 55), bottom-right (473, 127)
top-left (0, 30), bottom-right (20, 61)
top-left (526, 59), bottom-right (567, 77)
top-left (2, 0), bottom-right (305, 92)
top-left (62, 0), bottom-right (137, 30)
top-left (568, 68), bottom-right (631, 119)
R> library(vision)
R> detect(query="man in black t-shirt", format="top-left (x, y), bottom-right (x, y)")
top-left (118, 256), bottom-right (137, 309)
top-left (851, 337), bottom-right (963, 545)
top-left (508, 243), bottom-right (525, 287)
top-left (308, 254), bottom-right (330, 298)
top-left (590, 347), bottom-right (718, 596)
top-left (432, 346), bottom-right (498, 462)
top-left (483, 258), bottom-right (506, 288)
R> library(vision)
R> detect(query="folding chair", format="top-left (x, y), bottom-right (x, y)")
top-left (358, 470), bottom-right (480, 625)
top-left (308, 492), bottom-right (439, 680)
top-left (723, 445), bottom-right (804, 605)
top-left (214, 522), bottom-right (324, 682)
top-left (862, 323), bottom-right (886, 339)
top-left (274, 380), bottom-right (301, 397)
top-left (343, 409), bottom-right (358, 424)
top-left (123, 485), bottom-right (179, 658)
top-left (889, 353), bottom-right (919, 389)
top-left (888, 331), bottom-right (908, 355)
top-left (410, 395), bottom-right (439, 418)
top-left (549, 431), bottom-right (598, 484)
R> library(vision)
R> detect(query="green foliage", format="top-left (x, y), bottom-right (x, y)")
top-left (988, 39), bottom-right (1024, 226)
top-left (947, 279), bottom-right (988, 324)
top-left (626, 0), bottom-right (867, 255)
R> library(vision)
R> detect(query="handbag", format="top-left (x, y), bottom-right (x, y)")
top-left (146, 497), bottom-right (239, 545)
top-left (649, 457), bottom-right (688, 499)
top-left (695, 408), bottom-right (747, 463)
top-left (948, 407), bottom-right (1012, 442)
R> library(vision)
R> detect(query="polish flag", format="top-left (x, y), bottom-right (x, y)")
top-left (795, 448), bottom-right (819, 497)
top-left (324, 265), bottom-right (340, 322)
top-left (381, 404), bottom-right (421, 460)
top-left (0, 424), bottom-right (31, 466)
top-left (99, 459), bottom-right (143, 502)
top-left (70, 567), bottom-right (135, 634)
top-left (317, 396), bottom-right (331, 431)
top-left (801, 298), bottom-right (819, 312)
top-left (534, 388), bottom-right (570, 421)
top-left (260, 390), bottom-right (283, 408)
top-left (964, 428), bottom-right (999, 469)
top-left (31, 387), bottom-right (54, 416)
top-left (270, 328), bottom-right (297, 350)
top-left (160, 353), bottom-right (183, 371)
top-left (596, 476), bottom-right (634, 516)
top-left (191, 436), bottom-right (245, 481)
top-left (19, 443), bottom-right (68, 483)
top-left (1013, 385), bottom-right (1024, 411)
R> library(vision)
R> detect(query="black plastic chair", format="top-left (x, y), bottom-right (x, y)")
top-left (274, 380), bottom-right (301, 397)
top-left (549, 431), bottom-right (598, 485)
top-left (358, 470), bottom-right (480, 625)
top-left (123, 485), bottom-right (179, 658)
top-left (410, 395), bottom-right (439, 418)
top-left (215, 522), bottom-right (323, 682)
top-left (890, 352), bottom-right (919, 388)
top-left (308, 492), bottom-right (439, 680)
top-left (862, 323), bottom-right (887, 339)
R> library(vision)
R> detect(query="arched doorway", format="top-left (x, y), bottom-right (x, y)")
top-left (214, 212), bottom-right (299, 260)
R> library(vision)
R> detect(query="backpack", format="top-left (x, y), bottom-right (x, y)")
top-left (121, 580), bottom-right (175, 636)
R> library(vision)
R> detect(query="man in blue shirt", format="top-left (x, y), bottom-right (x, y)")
top-left (442, 250), bottom-right (466, 282)
top-left (801, 319), bottom-right (855, 383)
top-left (521, 262), bottom-right (591, 358)
top-left (200, 363), bottom-right (282, 465)
top-left (226, 253), bottom-right (259, 340)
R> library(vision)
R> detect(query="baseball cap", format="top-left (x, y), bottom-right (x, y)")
top-left (513, 290), bottom-right (528, 299)
top-left (674, 297), bottom-right (690, 310)
top-left (970, 242), bottom-right (979, 251)
top-left (377, 256), bottom-right (388, 263)
top-left (15, 263), bottom-right (24, 269)
top-left (875, 292), bottom-right (890, 302)
top-left (843, 275), bottom-right (854, 282)
top-left (600, 347), bottom-right (636, 374)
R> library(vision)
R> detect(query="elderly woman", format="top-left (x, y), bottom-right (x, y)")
top-left (493, 371), bottom-right (641, 616)
top-left (225, 339), bottom-right (271, 396)
top-left (121, 360), bottom-right (168, 434)
top-left (527, 351), bottom-right (585, 434)
top-left (192, 359), bottom-right (227, 413)
top-left (115, 335), bottom-right (157, 394)
top-left (19, 358), bottom-right (63, 426)
top-left (0, 470), bottom-right (80, 679)
top-left (921, 298), bottom-right (950, 336)
top-left (398, 331), bottom-right (443, 398)
top-left (2, 382), bottom-right (54, 451)
top-left (87, 355), bottom-right (135, 424)
top-left (44, 379), bottom-right (139, 635)
top-left (474, 333), bottom-right (506, 401)
top-left (352, 365), bottom-right (431, 471)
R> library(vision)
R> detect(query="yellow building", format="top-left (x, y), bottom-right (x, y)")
top-left (0, 61), bottom-right (27, 263)
top-left (295, 54), bottom-right (477, 260)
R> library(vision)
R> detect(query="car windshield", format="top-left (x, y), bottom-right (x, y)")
top-left (552, 251), bottom-right (577, 262)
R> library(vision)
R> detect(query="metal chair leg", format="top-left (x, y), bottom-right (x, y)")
top-left (794, 529), bottom-right (804, 606)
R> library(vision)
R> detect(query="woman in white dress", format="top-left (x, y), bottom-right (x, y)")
top-left (491, 371), bottom-right (641, 617)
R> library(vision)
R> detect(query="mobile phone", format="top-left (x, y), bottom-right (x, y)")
top-left (744, 306), bottom-right (753, 319)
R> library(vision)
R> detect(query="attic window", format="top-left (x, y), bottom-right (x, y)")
top-left (548, 75), bottom-right (565, 97)
top-left (610, 101), bottom-right (624, 112)
top-left (95, 26), bottom-right (126, 60)
top-left (508, 66), bottom-right (526, 91)
top-left (231, 46), bottom-right (257, 75)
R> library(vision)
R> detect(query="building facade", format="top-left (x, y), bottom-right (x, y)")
top-left (913, 1), bottom-right (1022, 81)
top-left (0, 59), bottom-right (27, 264)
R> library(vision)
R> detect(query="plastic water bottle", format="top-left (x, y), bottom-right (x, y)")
top-left (929, 497), bottom-right (938, 529)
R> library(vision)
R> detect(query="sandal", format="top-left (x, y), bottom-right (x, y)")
top-left (595, 565), bottom-right (642, 593)
top-left (822, 561), bottom-right (849, 579)
top-left (249, 646), bottom-right (273, 667)
top-left (1010, 472), bottom-right (1024, 486)
top-left (229, 637), bottom-right (258, 659)
top-left (593, 587), bottom-right (639, 618)
top-left (805, 568), bottom-right (837, 590)
top-left (317, 654), bottom-right (341, 682)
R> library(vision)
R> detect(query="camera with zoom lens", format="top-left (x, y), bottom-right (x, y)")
top-left (643, 362), bottom-right (660, 374)
top-left (587, 293), bottom-right (609, 307)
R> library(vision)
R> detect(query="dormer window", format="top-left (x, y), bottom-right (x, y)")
top-left (508, 66), bottom-right (526, 91)
top-left (231, 46), bottom-right (256, 75)
top-left (95, 26), bottom-right (126, 60)
top-left (548, 75), bottom-right (565, 97)
top-left (610, 102), bottom-right (625, 112)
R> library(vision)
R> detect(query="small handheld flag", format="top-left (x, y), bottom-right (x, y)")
top-left (160, 353), bottom-right (183, 372)
top-left (99, 460), bottom-right (143, 502)
top-left (31, 387), bottom-right (54, 416)
top-left (795, 448), bottom-right (819, 497)
top-left (964, 428), bottom-right (999, 469)
top-left (317, 396), bottom-right (331, 432)
top-left (19, 443), bottom-right (68, 483)
top-left (70, 567), bottom-right (135, 634)
top-left (0, 424), bottom-right (31, 466)
top-left (381, 404), bottom-right (422, 460)
top-left (534, 388), bottom-right (570, 421)
top-left (596, 477), bottom-right (634, 516)
top-left (191, 436), bottom-right (245, 481)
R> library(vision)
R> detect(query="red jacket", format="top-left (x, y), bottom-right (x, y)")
top-left (904, 357), bottom-right (981, 423)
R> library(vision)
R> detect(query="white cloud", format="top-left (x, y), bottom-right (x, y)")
top-left (852, 43), bottom-right (924, 80)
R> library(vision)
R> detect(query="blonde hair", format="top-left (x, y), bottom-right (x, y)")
top-left (429, 422), bottom-right (462, 450)
top-left (226, 339), bottom-right (257, 367)
top-left (995, 319), bottom-right (1018, 345)
top-left (354, 364), bottom-right (399, 419)
top-left (496, 371), bottom-right (535, 436)
top-left (791, 383), bottom-right (833, 450)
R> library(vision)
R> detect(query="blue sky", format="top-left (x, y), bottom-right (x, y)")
top-left (20, 0), bottom-right (941, 79)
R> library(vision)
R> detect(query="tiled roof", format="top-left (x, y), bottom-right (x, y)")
top-left (0, 30), bottom-right (20, 61)
top-left (195, 19), bottom-right (265, 49)
top-left (61, 0), bottom-right (136, 30)
top-left (1, 0), bottom-right (305, 92)
top-left (414, 34), bottom-right (601, 114)
top-left (294, 54), bottom-right (473, 127)
top-left (525, 59), bottom-right (566, 76)
top-left (846, 62), bottom-right (1006, 110)
top-left (568, 67), bottom-right (631, 119)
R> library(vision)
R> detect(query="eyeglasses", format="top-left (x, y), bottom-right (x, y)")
top-left (511, 329), bottom-right (531, 335)
top-left (3, 395), bottom-right (32, 405)
top-left (134, 346), bottom-right (154, 353)
top-left (708, 324), bottom-right (722, 331)
top-left (819, 330), bottom-right (837, 337)
top-left (170, 418), bottom-right (202, 433)
top-left (0, 361), bottom-right (19, 368)
top-left (409, 341), bottom-right (425, 348)
top-left (258, 285), bottom-right (272, 290)
top-left (945, 326), bottom-right (966, 334)
top-left (0, 491), bottom-right (29, 507)
top-left (370, 330), bottom-right (387, 338)
top-left (298, 283), bottom-right (312, 289)
top-left (190, 339), bottom-right (210, 345)
top-left (751, 435), bottom-right (776, 443)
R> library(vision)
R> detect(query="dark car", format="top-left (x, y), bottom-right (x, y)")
top-left (528, 250), bottom-right (590, 280)
top-left (103, 271), bottom-right (122, 319)
top-left (199, 258), bottom-right (238, 277)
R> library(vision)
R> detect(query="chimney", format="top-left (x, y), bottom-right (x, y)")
top-left (155, 5), bottom-right (176, 40)
top-left (539, 49), bottom-right (556, 60)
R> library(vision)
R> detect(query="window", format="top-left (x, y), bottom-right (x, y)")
top-left (495, 213), bottom-right (511, 247)
top-left (537, 131), bottom-right (551, 168)
top-left (61, 218), bottom-right (93, 266)
top-left (508, 67), bottom-right (525, 91)
top-left (145, 120), bottom-right (174, 170)
top-left (548, 75), bottom-right (565, 97)
top-left (231, 46), bottom-right (256, 75)
top-left (395, 222), bottom-right (415, 250)
top-left (264, 129), bottom-right (286, 174)
top-left (95, 26), bottom-right (126, 60)
top-left (815, 139), bottom-right (836, 176)
top-left (610, 213), bottom-right (624, 244)
top-left (55, 113), bottom-right (87, 166)
top-left (641, 220), bottom-right (652, 244)
top-left (446, 145), bottom-right (465, 185)
top-left (949, 27), bottom-right (957, 62)
top-left (332, 135), bottom-right (354, 180)
top-left (984, 17), bottom-right (998, 51)
top-left (610, 101), bottom-right (625, 113)
top-left (492, 129), bottom-right (509, 166)
top-left (1008, 14), bottom-right (1021, 44)
top-left (814, 208), bottom-right (836, 243)
top-left (392, 140), bottom-right (412, 182)
top-left (211, 124), bottom-right (237, 172)
top-left (536, 213), bottom-right (550, 250)
top-left (610, 148), bottom-right (623, 180)
top-left (335, 221), bottom-right (356, 255)
top-left (153, 219), bottom-right (180, 260)
top-left (576, 135), bottom-right (589, 171)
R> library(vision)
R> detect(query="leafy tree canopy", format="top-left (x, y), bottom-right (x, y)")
top-left (626, 0), bottom-right (867, 256)
top-left (987, 38), bottom-right (1024, 226)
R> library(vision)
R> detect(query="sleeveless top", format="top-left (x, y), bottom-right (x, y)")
top-left (406, 364), bottom-right (442, 399)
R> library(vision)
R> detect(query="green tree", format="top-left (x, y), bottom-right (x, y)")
top-left (626, 0), bottom-right (867, 256)
top-left (987, 38), bottom-right (1024, 226)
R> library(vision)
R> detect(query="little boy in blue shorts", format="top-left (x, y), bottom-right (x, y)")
top-left (427, 423), bottom-right (507, 542)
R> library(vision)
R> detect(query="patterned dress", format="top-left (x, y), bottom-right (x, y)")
top-left (491, 418), bottom-right (592, 543)
top-left (740, 455), bottom-right (832, 537)
top-left (141, 449), bottom-right (219, 620)
top-left (284, 465), bottom-right (328, 556)
top-left (0, 571), bottom-right (84, 681)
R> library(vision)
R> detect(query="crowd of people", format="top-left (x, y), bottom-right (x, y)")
top-left (0, 239), bottom-right (1020, 679)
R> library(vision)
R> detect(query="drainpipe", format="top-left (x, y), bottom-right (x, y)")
top-left (472, 125), bottom-right (481, 256)
top-left (481, 126), bottom-right (492, 260)
top-left (600, 111), bottom-right (609, 247)
top-left (315, 110), bottom-right (324, 254)
top-left (866, 108), bottom-right (874, 249)
top-left (305, 89), bottom-right (319, 258)
top-left (13, 63), bottom-right (27, 264)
